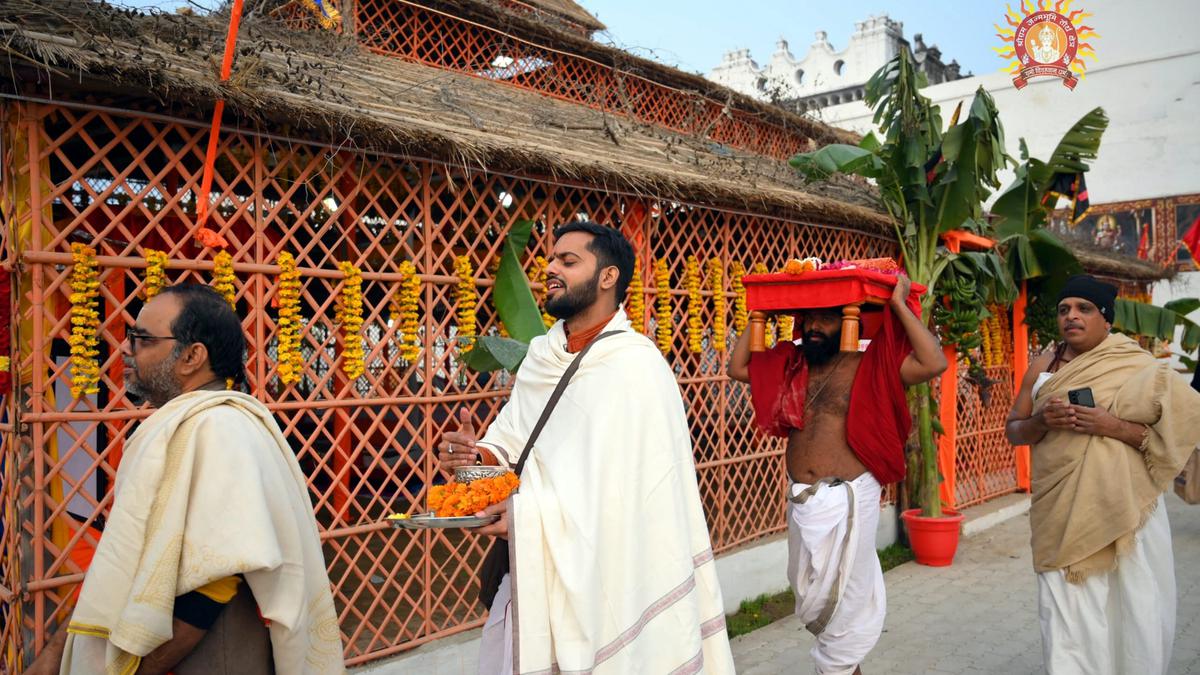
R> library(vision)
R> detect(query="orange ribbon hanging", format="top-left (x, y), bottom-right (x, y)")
top-left (193, 0), bottom-right (245, 249)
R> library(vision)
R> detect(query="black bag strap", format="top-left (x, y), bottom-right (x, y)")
top-left (512, 330), bottom-right (620, 476)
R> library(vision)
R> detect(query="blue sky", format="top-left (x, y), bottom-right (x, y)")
top-left (123, 0), bottom-right (1009, 78)
top-left (586, 1), bottom-right (1006, 77)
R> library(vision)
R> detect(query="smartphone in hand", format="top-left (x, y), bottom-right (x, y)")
top-left (1068, 387), bottom-right (1096, 408)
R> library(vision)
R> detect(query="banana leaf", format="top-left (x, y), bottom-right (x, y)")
top-left (458, 335), bottom-right (529, 373)
top-left (493, 218), bottom-right (548, 344)
top-left (1113, 298), bottom-right (1178, 340)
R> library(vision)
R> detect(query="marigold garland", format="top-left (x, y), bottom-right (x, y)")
top-left (275, 252), bottom-right (304, 385)
top-left (391, 260), bottom-right (421, 363)
top-left (707, 258), bottom-right (727, 352)
top-left (211, 250), bottom-right (236, 308)
top-left (68, 243), bottom-right (101, 398)
top-left (142, 249), bottom-right (169, 300)
top-left (730, 261), bottom-right (748, 333)
top-left (0, 357), bottom-right (9, 373)
top-left (653, 258), bottom-right (672, 355)
top-left (301, 0), bottom-right (342, 30)
top-left (627, 257), bottom-right (646, 335)
top-left (684, 256), bottom-right (703, 353)
top-left (335, 261), bottom-right (365, 379)
top-left (752, 263), bottom-right (776, 348)
top-left (428, 472), bottom-right (520, 517)
top-left (453, 255), bottom-right (478, 354)
top-left (529, 256), bottom-right (555, 328)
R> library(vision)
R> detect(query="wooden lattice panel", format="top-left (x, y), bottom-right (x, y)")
top-left (0, 100), bottom-right (1012, 669)
top-left (351, 0), bottom-right (813, 161)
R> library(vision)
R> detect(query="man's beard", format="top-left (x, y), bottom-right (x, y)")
top-left (126, 353), bottom-right (183, 408)
top-left (801, 331), bottom-right (840, 366)
top-left (545, 269), bottom-right (601, 320)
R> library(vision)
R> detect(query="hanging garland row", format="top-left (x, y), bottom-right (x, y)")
top-left (335, 262), bottom-right (365, 379)
top-left (143, 249), bottom-right (169, 300)
top-left (454, 255), bottom-right (478, 354)
top-left (684, 256), bottom-right (703, 353)
top-left (730, 260), bottom-right (748, 334)
top-left (653, 258), bottom-right (672, 355)
top-left (212, 250), bottom-right (237, 308)
top-left (707, 258), bottom-right (727, 352)
top-left (276, 252), bottom-right (304, 385)
top-left (394, 260), bottom-right (421, 363)
top-left (68, 243), bottom-right (101, 399)
top-left (627, 256), bottom-right (645, 335)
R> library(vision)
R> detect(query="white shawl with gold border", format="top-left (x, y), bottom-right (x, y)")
top-left (62, 390), bottom-right (344, 674)
top-left (480, 310), bottom-right (735, 675)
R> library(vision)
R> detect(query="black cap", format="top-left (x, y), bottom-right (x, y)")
top-left (1057, 274), bottom-right (1118, 323)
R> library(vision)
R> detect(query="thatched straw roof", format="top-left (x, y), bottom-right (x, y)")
top-left (0, 0), bottom-right (888, 234)
top-left (514, 0), bottom-right (605, 32)
top-left (1070, 244), bottom-right (1172, 282)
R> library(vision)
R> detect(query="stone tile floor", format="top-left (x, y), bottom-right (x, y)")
top-left (731, 494), bottom-right (1200, 674)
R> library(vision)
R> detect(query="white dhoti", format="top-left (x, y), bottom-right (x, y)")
top-left (787, 473), bottom-right (885, 675)
top-left (478, 574), bottom-right (514, 675)
top-left (1037, 494), bottom-right (1176, 675)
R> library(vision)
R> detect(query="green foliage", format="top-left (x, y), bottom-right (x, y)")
top-left (1112, 297), bottom-right (1200, 357)
top-left (459, 219), bottom-right (548, 373)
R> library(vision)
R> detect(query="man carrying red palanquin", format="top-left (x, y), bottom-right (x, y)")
top-left (728, 274), bottom-right (946, 675)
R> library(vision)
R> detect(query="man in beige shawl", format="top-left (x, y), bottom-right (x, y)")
top-left (28, 284), bottom-right (344, 675)
top-left (439, 222), bottom-right (735, 674)
top-left (1007, 274), bottom-right (1200, 675)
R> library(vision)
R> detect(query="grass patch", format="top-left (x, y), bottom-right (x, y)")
top-left (726, 544), bottom-right (914, 638)
top-left (878, 543), bottom-right (915, 572)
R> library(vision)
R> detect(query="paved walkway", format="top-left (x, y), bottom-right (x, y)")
top-left (731, 493), bottom-right (1200, 674)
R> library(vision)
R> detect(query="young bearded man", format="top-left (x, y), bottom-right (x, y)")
top-left (727, 277), bottom-right (946, 675)
top-left (1006, 274), bottom-right (1200, 675)
top-left (28, 284), bottom-right (343, 675)
top-left (438, 222), bottom-right (735, 675)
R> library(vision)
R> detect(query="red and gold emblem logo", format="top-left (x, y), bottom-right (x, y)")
top-left (996, 1), bottom-right (1099, 90)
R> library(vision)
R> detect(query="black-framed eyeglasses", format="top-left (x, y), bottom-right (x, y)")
top-left (126, 329), bottom-right (177, 354)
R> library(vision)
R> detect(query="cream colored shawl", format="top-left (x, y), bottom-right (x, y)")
top-left (1031, 333), bottom-right (1200, 581)
top-left (481, 309), bottom-right (735, 675)
top-left (62, 390), bottom-right (344, 675)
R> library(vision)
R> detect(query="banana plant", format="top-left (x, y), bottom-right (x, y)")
top-left (459, 219), bottom-right (547, 373)
top-left (790, 49), bottom-right (1013, 518)
top-left (1113, 297), bottom-right (1200, 368)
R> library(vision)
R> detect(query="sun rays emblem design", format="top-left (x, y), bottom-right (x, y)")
top-left (995, 0), bottom-right (1099, 90)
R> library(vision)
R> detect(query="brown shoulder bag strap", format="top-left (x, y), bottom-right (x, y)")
top-left (513, 330), bottom-right (620, 476)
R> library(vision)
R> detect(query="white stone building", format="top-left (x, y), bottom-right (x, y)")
top-left (707, 15), bottom-right (964, 109)
top-left (806, 0), bottom-right (1200, 364)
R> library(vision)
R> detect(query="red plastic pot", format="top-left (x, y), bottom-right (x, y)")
top-left (900, 508), bottom-right (965, 567)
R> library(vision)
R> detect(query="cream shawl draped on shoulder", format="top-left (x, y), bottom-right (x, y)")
top-left (480, 310), bottom-right (734, 675)
top-left (1031, 333), bottom-right (1200, 582)
top-left (63, 390), bottom-right (344, 675)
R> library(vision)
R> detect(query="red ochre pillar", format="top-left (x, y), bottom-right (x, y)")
top-left (937, 344), bottom-right (957, 509)
top-left (1012, 282), bottom-right (1031, 492)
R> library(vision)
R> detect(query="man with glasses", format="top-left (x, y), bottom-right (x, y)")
top-left (29, 283), bottom-right (344, 675)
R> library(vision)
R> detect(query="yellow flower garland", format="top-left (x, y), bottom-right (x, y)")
top-left (143, 249), bottom-right (169, 300)
top-left (276, 252), bottom-right (304, 385)
top-left (454, 255), bottom-right (478, 354)
top-left (211, 250), bottom-right (236, 308)
top-left (529, 256), bottom-right (555, 328)
top-left (752, 263), bottom-right (776, 348)
top-left (653, 258), bottom-right (672, 355)
top-left (68, 243), bottom-right (101, 398)
top-left (393, 260), bottom-right (421, 363)
top-left (685, 256), bottom-right (703, 353)
top-left (335, 261), bottom-right (365, 379)
top-left (707, 258), bottom-right (726, 352)
top-left (0, 356), bottom-right (9, 373)
top-left (730, 260), bottom-right (748, 333)
top-left (627, 257), bottom-right (646, 335)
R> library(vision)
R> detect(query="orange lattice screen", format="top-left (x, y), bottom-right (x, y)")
top-left (0, 100), bottom-right (902, 666)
